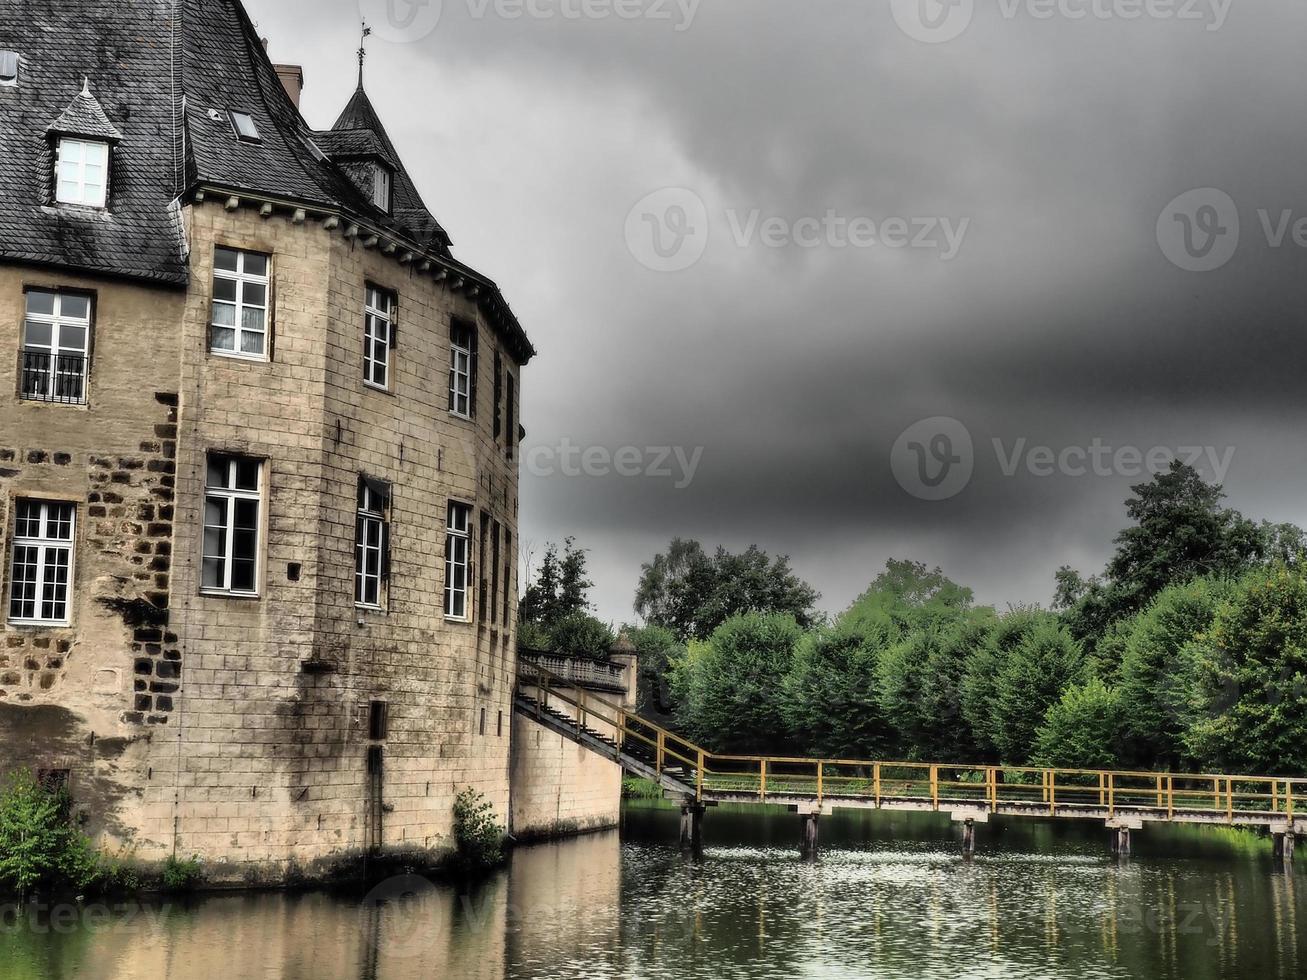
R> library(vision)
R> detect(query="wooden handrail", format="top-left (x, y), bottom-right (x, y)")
top-left (516, 659), bottom-right (1307, 814)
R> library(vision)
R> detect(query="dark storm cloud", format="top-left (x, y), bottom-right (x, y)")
top-left (248, 0), bottom-right (1307, 621)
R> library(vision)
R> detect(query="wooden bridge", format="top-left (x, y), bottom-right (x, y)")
top-left (515, 658), bottom-right (1305, 862)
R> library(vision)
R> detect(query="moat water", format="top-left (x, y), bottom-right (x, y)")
top-left (2, 802), bottom-right (1303, 980)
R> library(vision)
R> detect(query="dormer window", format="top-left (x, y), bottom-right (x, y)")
top-left (55, 139), bottom-right (109, 208)
top-left (0, 51), bottom-right (18, 87)
top-left (371, 165), bottom-right (391, 212)
top-left (229, 110), bottom-right (260, 143)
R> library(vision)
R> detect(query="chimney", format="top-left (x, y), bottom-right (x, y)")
top-left (274, 64), bottom-right (304, 109)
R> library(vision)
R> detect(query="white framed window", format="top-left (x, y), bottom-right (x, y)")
top-left (21, 290), bottom-right (91, 404)
top-left (55, 138), bottom-right (109, 208)
top-left (444, 502), bottom-right (471, 620)
top-left (209, 247), bottom-right (270, 359)
top-left (364, 286), bottom-right (394, 390)
top-left (449, 321), bottom-right (474, 419)
top-left (202, 454), bottom-right (262, 596)
top-left (355, 476), bottom-right (389, 609)
top-left (0, 51), bottom-right (18, 87)
top-left (8, 500), bottom-right (75, 625)
top-left (371, 166), bottom-right (392, 212)
top-left (229, 110), bottom-right (260, 143)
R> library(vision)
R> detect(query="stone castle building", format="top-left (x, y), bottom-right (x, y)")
top-left (0, 0), bottom-right (620, 883)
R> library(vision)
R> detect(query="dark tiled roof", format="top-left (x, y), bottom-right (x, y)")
top-left (0, 0), bottom-right (533, 361)
top-left (311, 129), bottom-right (398, 170)
top-left (0, 1), bottom-right (188, 285)
top-left (47, 83), bottom-right (123, 141)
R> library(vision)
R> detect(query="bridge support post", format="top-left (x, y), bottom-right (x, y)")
top-left (679, 802), bottom-right (704, 856)
top-left (962, 818), bottom-right (976, 859)
top-left (1107, 817), bottom-right (1139, 858)
top-left (800, 812), bottom-right (820, 861)
top-left (1273, 831), bottom-right (1295, 866)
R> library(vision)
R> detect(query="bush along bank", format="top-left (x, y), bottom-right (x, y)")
top-left (0, 769), bottom-right (208, 901)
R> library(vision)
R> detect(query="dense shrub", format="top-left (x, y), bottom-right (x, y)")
top-left (1032, 678), bottom-right (1126, 770)
top-left (990, 617), bottom-right (1089, 764)
top-left (1183, 564), bottom-right (1307, 775)
top-left (1115, 577), bottom-right (1228, 768)
top-left (0, 770), bottom-right (100, 899)
top-left (452, 788), bottom-right (505, 874)
top-left (671, 613), bottom-right (803, 753)
top-left (546, 613), bottom-right (616, 660)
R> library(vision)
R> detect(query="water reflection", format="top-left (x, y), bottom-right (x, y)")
top-left (0, 804), bottom-right (1301, 979)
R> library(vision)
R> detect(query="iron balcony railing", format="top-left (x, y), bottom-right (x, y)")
top-left (518, 649), bottom-right (628, 693)
top-left (19, 350), bottom-right (88, 405)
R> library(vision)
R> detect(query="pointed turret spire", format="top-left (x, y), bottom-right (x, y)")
top-left (358, 22), bottom-right (372, 87)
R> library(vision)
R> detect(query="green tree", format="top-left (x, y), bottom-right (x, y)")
top-left (547, 612), bottom-right (616, 660)
top-left (960, 608), bottom-right (1046, 759)
top-left (877, 628), bottom-right (940, 757)
top-left (1183, 564), bottom-right (1307, 775)
top-left (635, 539), bottom-right (820, 642)
top-left (670, 613), bottom-right (804, 753)
top-left (990, 616), bottom-right (1089, 764)
top-left (783, 621), bottom-right (896, 759)
top-left (0, 771), bottom-right (100, 899)
top-left (1031, 678), bottom-right (1125, 770)
top-left (1115, 577), bottom-right (1229, 768)
top-left (1060, 463), bottom-right (1264, 645)
top-left (843, 559), bottom-right (974, 634)
top-left (916, 615), bottom-right (996, 761)
top-left (558, 538), bottom-right (594, 616)
top-left (519, 538), bottom-right (601, 651)
top-left (519, 543), bottom-right (561, 626)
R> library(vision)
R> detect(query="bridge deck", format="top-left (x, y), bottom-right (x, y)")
top-left (516, 661), bottom-right (1307, 837)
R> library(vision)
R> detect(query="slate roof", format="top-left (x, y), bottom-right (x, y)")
top-left (47, 82), bottom-right (123, 141)
top-left (0, 0), bottom-right (188, 284)
top-left (0, 0), bottom-right (532, 360)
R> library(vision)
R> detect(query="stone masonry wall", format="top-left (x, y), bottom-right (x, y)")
top-left (510, 712), bottom-right (623, 839)
top-left (155, 200), bottom-right (522, 881)
top-left (0, 263), bottom-right (185, 844)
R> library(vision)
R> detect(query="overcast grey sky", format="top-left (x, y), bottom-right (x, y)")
top-left (249, 0), bottom-right (1307, 625)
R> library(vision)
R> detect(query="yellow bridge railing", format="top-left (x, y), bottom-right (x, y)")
top-left (517, 660), bottom-right (1305, 826)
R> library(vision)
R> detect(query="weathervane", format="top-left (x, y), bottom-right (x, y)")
top-left (358, 21), bottom-right (372, 86)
